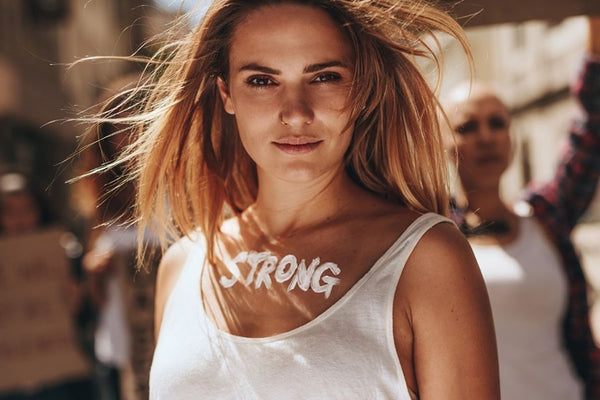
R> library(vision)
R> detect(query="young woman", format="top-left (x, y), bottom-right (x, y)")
top-left (104, 0), bottom-right (499, 398)
top-left (443, 17), bottom-right (600, 399)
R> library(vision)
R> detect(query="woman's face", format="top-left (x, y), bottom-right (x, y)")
top-left (444, 86), bottom-right (512, 191)
top-left (217, 3), bottom-right (355, 184)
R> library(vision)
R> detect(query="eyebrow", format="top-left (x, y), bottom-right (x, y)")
top-left (238, 60), bottom-right (349, 74)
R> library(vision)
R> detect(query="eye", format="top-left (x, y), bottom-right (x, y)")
top-left (455, 120), bottom-right (478, 135)
top-left (488, 116), bottom-right (508, 130)
top-left (246, 75), bottom-right (276, 87)
top-left (312, 72), bottom-right (342, 83)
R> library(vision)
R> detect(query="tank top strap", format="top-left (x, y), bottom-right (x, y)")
top-left (183, 235), bottom-right (207, 282)
top-left (160, 235), bottom-right (207, 327)
top-left (339, 212), bottom-right (453, 305)
top-left (349, 212), bottom-right (454, 305)
top-left (379, 212), bottom-right (453, 274)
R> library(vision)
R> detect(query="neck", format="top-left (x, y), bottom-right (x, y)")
top-left (248, 166), bottom-right (359, 239)
top-left (462, 185), bottom-right (513, 223)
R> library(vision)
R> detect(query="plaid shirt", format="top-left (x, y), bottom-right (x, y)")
top-left (524, 56), bottom-right (600, 399)
top-left (451, 56), bottom-right (600, 399)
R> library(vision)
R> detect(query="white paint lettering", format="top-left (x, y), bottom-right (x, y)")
top-left (311, 262), bottom-right (341, 299)
top-left (245, 251), bottom-right (269, 286)
top-left (218, 251), bottom-right (341, 299)
top-left (219, 251), bottom-right (248, 288)
top-left (254, 255), bottom-right (278, 289)
top-left (275, 254), bottom-right (298, 283)
top-left (288, 258), bottom-right (320, 292)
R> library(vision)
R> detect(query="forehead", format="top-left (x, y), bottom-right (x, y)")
top-left (447, 92), bottom-right (510, 123)
top-left (228, 3), bottom-right (353, 67)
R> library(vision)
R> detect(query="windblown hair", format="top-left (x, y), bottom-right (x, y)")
top-left (106, 0), bottom-right (471, 264)
top-left (74, 73), bottom-right (142, 233)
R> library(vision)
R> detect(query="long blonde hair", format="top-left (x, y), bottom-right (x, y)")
top-left (109, 0), bottom-right (470, 264)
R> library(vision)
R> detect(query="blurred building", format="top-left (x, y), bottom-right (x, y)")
top-left (0, 0), bottom-right (175, 226)
top-left (0, 0), bottom-right (150, 132)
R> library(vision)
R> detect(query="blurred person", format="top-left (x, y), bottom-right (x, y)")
top-left (0, 173), bottom-right (47, 235)
top-left (443, 16), bottom-right (600, 400)
top-left (87, 1), bottom-right (501, 399)
top-left (76, 72), bottom-right (152, 400)
top-left (0, 172), bottom-right (94, 400)
top-left (0, 57), bottom-right (21, 116)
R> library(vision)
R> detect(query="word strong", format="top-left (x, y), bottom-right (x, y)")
top-left (219, 251), bottom-right (341, 299)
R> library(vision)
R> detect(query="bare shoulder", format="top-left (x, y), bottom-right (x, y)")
top-left (395, 220), bottom-right (500, 399)
top-left (407, 220), bottom-right (479, 279)
top-left (154, 235), bottom-right (196, 339)
top-left (156, 236), bottom-right (195, 289)
top-left (400, 220), bottom-right (490, 321)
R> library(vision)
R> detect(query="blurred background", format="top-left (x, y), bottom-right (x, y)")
top-left (0, 0), bottom-right (598, 399)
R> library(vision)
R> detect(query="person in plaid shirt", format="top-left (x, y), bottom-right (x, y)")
top-left (445, 17), bottom-right (600, 399)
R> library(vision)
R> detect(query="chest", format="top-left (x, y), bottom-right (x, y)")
top-left (202, 234), bottom-right (392, 337)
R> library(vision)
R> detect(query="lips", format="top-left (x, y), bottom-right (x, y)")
top-left (272, 137), bottom-right (322, 154)
top-left (475, 154), bottom-right (505, 166)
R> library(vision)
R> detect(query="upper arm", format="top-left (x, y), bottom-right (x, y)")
top-left (397, 222), bottom-right (499, 400)
top-left (154, 239), bottom-right (191, 341)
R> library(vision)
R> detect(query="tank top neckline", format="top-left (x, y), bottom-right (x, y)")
top-left (195, 212), bottom-right (441, 343)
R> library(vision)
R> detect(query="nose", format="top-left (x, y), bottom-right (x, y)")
top-left (476, 122), bottom-right (495, 145)
top-left (279, 85), bottom-right (314, 127)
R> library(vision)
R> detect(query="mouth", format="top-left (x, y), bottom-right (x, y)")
top-left (272, 137), bottom-right (322, 154)
top-left (475, 154), bottom-right (505, 166)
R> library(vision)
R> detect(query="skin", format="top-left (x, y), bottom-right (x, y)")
top-left (155, 3), bottom-right (499, 399)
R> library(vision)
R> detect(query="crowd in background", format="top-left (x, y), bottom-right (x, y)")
top-left (0, 2), bottom-right (599, 400)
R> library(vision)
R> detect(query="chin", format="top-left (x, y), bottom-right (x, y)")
top-left (277, 169), bottom-right (324, 183)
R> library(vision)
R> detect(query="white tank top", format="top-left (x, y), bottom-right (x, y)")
top-left (150, 213), bottom-right (450, 400)
top-left (471, 215), bottom-right (583, 399)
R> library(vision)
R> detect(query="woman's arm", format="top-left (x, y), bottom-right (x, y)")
top-left (526, 17), bottom-right (600, 231)
top-left (395, 222), bottom-right (499, 399)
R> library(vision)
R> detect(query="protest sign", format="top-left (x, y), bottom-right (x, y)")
top-left (0, 228), bottom-right (91, 393)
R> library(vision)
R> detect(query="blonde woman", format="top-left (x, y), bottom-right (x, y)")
top-left (99, 0), bottom-right (499, 398)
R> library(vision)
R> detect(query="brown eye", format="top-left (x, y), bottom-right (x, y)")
top-left (312, 72), bottom-right (342, 83)
top-left (455, 120), bottom-right (478, 135)
top-left (246, 75), bottom-right (276, 87)
top-left (488, 116), bottom-right (508, 130)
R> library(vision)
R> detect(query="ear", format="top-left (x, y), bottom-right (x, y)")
top-left (217, 77), bottom-right (235, 115)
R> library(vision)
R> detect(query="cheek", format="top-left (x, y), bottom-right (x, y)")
top-left (453, 138), bottom-right (474, 162)
top-left (232, 92), bottom-right (278, 124)
top-left (234, 115), bottom-right (269, 162)
top-left (502, 133), bottom-right (513, 153)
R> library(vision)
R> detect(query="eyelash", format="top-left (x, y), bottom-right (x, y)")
top-left (244, 72), bottom-right (343, 88)
top-left (312, 72), bottom-right (342, 83)
top-left (245, 75), bottom-right (275, 88)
